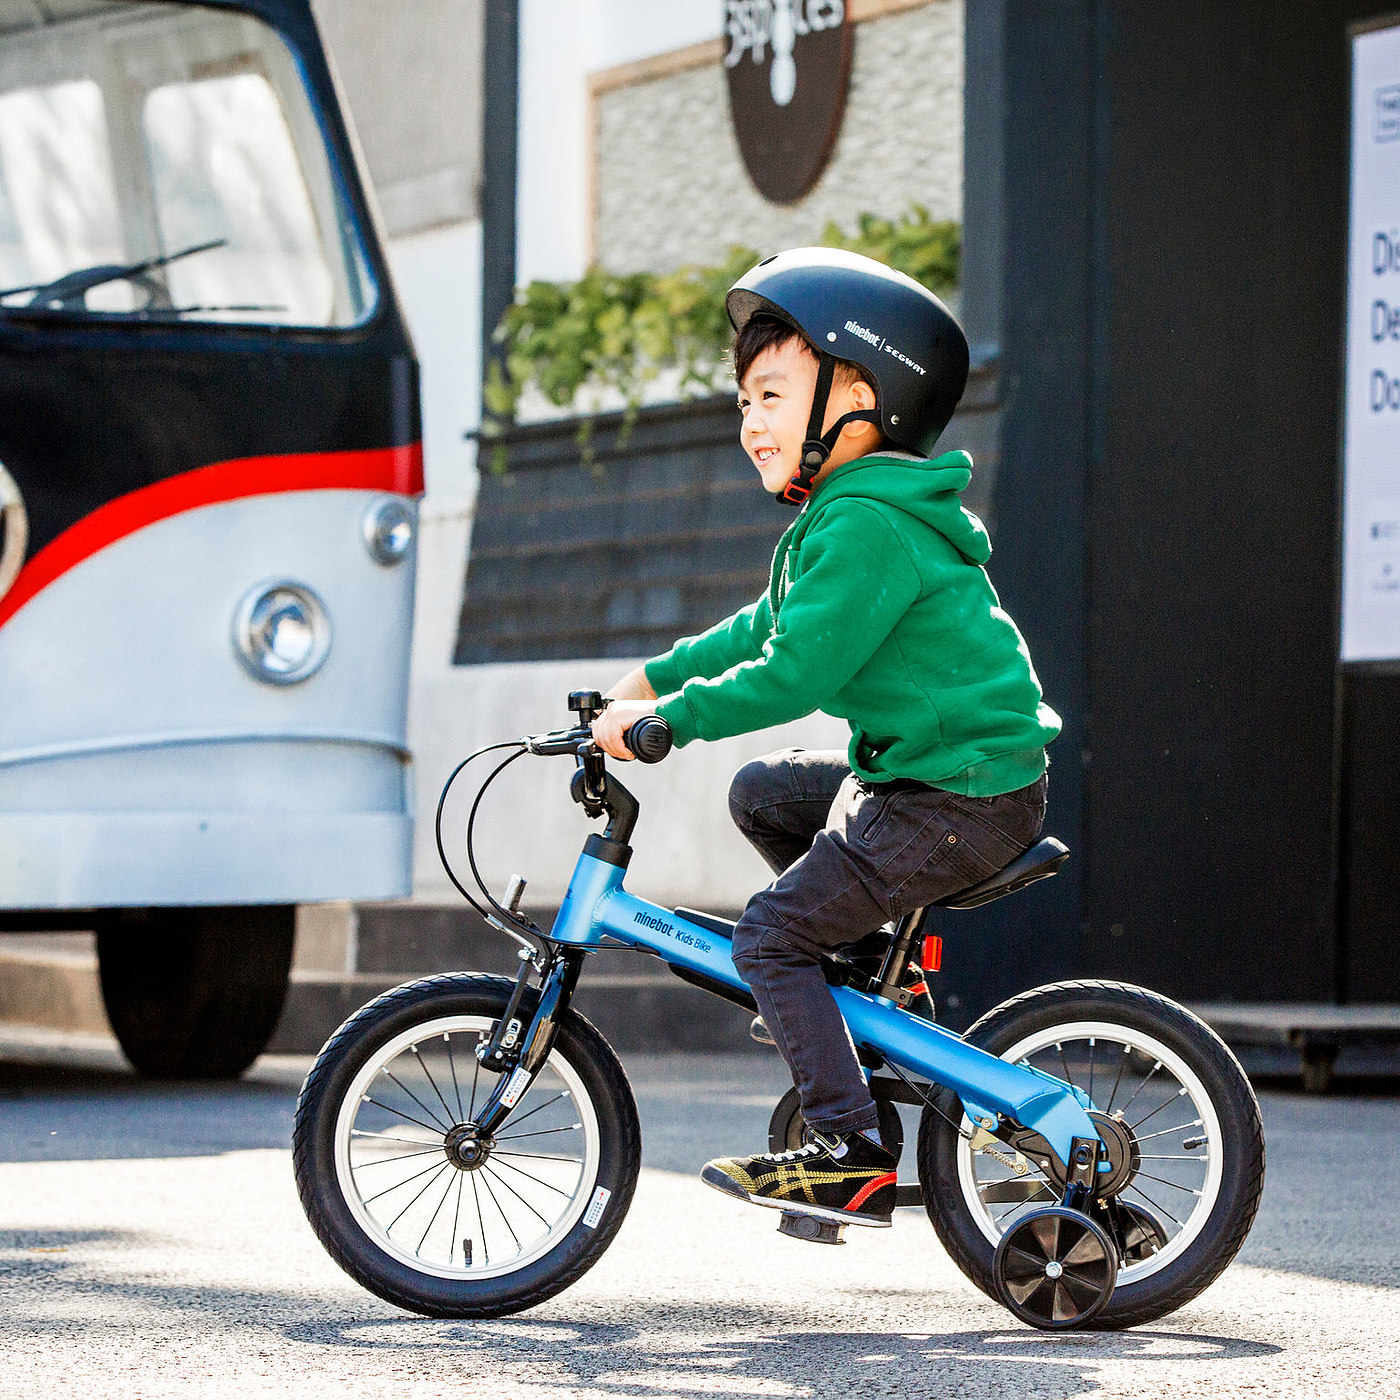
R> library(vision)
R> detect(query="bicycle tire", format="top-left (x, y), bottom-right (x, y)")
top-left (293, 972), bottom-right (641, 1317)
top-left (916, 980), bottom-right (1265, 1329)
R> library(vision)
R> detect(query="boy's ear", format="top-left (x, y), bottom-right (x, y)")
top-left (849, 380), bottom-right (877, 412)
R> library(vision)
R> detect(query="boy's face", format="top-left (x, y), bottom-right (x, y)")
top-left (737, 338), bottom-right (880, 495)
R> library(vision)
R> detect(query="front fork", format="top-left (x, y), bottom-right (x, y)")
top-left (470, 946), bottom-right (584, 1138)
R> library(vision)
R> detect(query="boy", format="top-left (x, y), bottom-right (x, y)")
top-left (592, 248), bottom-right (1061, 1229)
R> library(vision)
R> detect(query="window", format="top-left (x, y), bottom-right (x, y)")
top-left (0, 3), bottom-right (373, 327)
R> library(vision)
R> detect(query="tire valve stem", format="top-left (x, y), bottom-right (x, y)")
top-left (462, 1239), bottom-right (472, 1266)
top-left (1182, 1135), bottom-right (1207, 1150)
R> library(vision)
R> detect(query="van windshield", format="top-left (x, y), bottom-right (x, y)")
top-left (0, 1), bottom-right (374, 327)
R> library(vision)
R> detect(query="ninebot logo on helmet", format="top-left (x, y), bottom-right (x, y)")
top-left (843, 319), bottom-right (927, 376)
top-left (724, 3), bottom-right (852, 205)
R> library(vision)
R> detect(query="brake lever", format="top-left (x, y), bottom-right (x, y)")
top-left (522, 725), bottom-right (592, 756)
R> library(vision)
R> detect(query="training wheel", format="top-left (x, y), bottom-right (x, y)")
top-left (992, 1206), bottom-right (1117, 1329)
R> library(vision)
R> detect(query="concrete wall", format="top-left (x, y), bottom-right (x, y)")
top-left (593, 0), bottom-right (963, 275)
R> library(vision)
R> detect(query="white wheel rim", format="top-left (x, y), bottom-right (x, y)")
top-left (334, 1015), bottom-right (601, 1281)
top-left (956, 1020), bottom-right (1225, 1286)
top-left (0, 462), bottom-right (27, 601)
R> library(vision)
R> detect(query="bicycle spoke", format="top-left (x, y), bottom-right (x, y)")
top-left (496, 1123), bottom-right (582, 1141)
top-left (1114, 1059), bottom-right (1162, 1119)
top-left (418, 1164), bottom-right (458, 1253)
top-left (385, 1161), bottom-right (452, 1231)
top-left (467, 1042), bottom-right (482, 1120)
top-left (490, 1153), bottom-right (574, 1198)
top-left (1087, 1037), bottom-right (1096, 1104)
top-left (470, 1171), bottom-right (488, 1266)
top-left (498, 1090), bottom-right (568, 1133)
top-left (1134, 1170), bottom-right (1201, 1196)
top-left (478, 1166), bottom-right (522, 1251)
top-left (362, 1155), bottom-right (449, 1207)
top-left (1105, 1044), bottom-right (1129, 1113)
top-left (362, 1096), bottom-right (447, 1137)
top-left (1126, 1182), bottom-right (1183, 1227)
top-left (1131, 1087), bottom-right (1189, 1132)
top-left (446, 1033), bottom-right (464, 1120)
top-left (382, 1069), bottom-right (452, 1133)
top-left (351, 1146), bottom-right (445, 1170)
top-left (412, 1044), bottom-right (458, 1126)
top-left (450, 1173), bottom-right (465, 1266)
top-left (1135, 1119), bottom-right (1202, 1144)
top-left (351, 1129), bottom-right (442, 1147)
top-left (1056, 1040), bottom-right (1073, 1089)
top-left (494, 1148), bottom-right (582, 1164)
top-left (482, 1164), bottom-right (552, 1228)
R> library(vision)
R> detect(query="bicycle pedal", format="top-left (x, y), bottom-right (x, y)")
top-left (777, 1211), bottom-right (846, 1245)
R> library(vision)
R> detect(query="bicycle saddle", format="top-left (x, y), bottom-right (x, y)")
top-left (935, 836), bottom-right (1069, 910)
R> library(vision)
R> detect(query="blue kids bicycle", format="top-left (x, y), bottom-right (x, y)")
top-left (293, 692), bottom-right (1265, 1331)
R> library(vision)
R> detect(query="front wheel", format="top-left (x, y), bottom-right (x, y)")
top-left (917, 980), bottom-right (1265, 1329)
top-left (293, 972), bottom-right (641, 1317)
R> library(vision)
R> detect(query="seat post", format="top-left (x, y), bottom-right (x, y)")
top-left (873, 905), bottom-right (929, 1003)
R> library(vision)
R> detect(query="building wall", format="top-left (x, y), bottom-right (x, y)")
top-left (593, 0), bottom-right (962, 275)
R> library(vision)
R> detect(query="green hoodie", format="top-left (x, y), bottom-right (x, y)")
top-left (644, 450), bottom-right (1061, 796)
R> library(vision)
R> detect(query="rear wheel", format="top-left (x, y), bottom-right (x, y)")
top-left (917, 980), bottom-right (1264, 1329)
top-left (293, 972), bottom-right (640, 1317)
top-left (97, 906), bottom-right (293, 1079)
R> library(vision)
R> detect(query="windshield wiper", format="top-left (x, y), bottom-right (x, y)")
top-left (0, 238), bottom-right (228, 311)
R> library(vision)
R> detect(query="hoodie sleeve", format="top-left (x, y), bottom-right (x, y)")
top-left (643, 593), bottom-right (775, 696)
top-left (655, 504), bottom-right (922, 746)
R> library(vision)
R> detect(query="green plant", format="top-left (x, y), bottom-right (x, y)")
top-left (482, 207), bottom-right (959, 470)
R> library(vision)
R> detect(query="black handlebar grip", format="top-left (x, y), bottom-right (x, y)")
top-left (625, 715), bottom-right (673, 763)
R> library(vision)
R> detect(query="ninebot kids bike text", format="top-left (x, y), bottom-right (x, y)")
top-left (293, 691), bottom-right (1265, 1330)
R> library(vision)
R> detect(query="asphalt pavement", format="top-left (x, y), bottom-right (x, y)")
top-left (0, 1026), bottom-right (1396, 1399)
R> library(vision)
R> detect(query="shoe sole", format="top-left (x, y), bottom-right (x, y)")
top-left (700, 1163), bottom-right (892, 1228)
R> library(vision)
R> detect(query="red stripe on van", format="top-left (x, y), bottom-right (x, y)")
top-left (0, 443), bottom-right (423, 632)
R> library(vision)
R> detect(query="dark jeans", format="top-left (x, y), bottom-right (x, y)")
top-left (728, 749), bottom-right (1047, 1137)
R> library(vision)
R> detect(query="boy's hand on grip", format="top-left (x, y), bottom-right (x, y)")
top-left (591, 698), bottom-right (658, 761)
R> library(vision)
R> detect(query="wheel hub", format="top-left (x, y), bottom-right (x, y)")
top-left (1087, 1110), bottom-right (1140, 1198)
top-left (1013, 1108), bottom-right (1139, 1198)
top-left (443, 1122), bottom-right (493, 1171)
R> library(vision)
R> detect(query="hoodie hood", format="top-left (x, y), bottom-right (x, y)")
top-left (804, 450), bottom-right (991, 565)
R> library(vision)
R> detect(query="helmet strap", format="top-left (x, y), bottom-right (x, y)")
top-left (778, 354), bottom-right (881, 507)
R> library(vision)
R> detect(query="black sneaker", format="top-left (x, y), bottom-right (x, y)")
top-left (701, 1130), bottom-right (898, 1227)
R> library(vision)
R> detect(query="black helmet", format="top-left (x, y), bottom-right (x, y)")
top-left (727, 247), bottom-right (969, 505)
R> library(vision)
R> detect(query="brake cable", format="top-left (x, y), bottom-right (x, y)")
top-left (434, 740), bottom-right (540, 945)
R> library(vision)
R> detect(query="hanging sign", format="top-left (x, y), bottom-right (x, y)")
top-left (1341, 18), bottom-right (1400, 661)
top-left (723, 1), bottom-right (852, 206)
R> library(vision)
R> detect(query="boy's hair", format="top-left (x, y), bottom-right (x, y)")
top-left (732, 313), bottom-right (876, 397)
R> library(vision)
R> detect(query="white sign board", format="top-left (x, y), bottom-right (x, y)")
top-left (1342, 19), bottom-right (1400, 661)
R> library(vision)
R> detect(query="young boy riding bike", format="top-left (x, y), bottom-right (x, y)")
top-left (591, 247), bottom-right (1061, 1231)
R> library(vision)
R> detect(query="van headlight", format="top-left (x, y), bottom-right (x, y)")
top-left (362, 496), bottom-right (414, 566)
top-left (233, 580), bottom-right (331, 685)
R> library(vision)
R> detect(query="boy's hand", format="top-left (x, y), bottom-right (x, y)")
top-left (591, 698), bottom-right (658, 761)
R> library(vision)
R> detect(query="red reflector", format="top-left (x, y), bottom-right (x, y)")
top-left (922, 934), bottom-right (943, 973)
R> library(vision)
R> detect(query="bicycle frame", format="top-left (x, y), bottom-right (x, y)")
top-left (443, 715), bottom-right (1107, 1184)
top-left (547, 848), bottom-right (1104, 1174)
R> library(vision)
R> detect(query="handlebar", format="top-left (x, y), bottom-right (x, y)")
top-left (622, 714), bottom-right (672, 763)
top-left (522, 711), bottom-right (672, 763)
